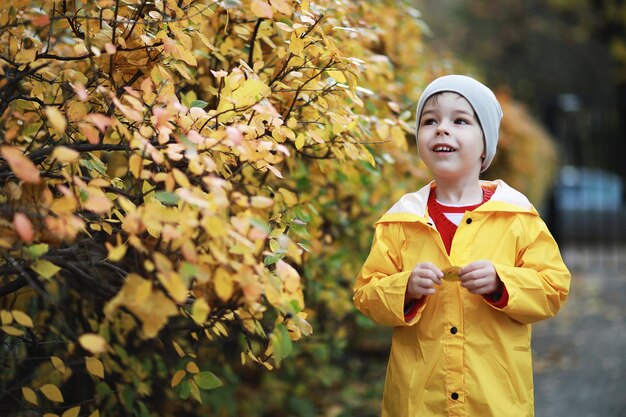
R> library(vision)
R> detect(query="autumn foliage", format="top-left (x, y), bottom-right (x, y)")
top-left (0, 0), bottom-right (558, 416)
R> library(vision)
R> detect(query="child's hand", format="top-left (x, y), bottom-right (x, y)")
top-left (406, 262), bottom-right (443, 301)
top-left (459, 260), bottom-right (503, 296)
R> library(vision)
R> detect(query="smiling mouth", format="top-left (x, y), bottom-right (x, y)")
top-left (433, 145), bottom-right (456, 153)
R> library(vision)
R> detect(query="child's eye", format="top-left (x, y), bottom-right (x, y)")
top-left (421, 118), bottom-right (437, 126)
top-left (455, 118), bottom-right (470, 125)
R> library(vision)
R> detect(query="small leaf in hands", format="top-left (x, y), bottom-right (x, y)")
top-left (442, 266), bottom-right (461, 281)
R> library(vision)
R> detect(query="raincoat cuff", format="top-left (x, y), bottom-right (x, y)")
top-left (404, 297), bottom-right (426, 322)
top-left (483, 284), bottom-right (509, 308)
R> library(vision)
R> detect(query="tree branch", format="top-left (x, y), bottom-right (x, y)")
top-left (248, 18), bottom-right (264, 68)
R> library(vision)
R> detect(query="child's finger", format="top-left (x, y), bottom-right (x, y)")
top-left (421, 262), bottom-right (444, 278)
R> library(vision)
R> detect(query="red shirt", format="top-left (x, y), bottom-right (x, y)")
top-left (404, 186), bottom-right (507, 320)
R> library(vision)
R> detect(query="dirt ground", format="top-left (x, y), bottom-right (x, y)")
top-left (532, 244), bottom-right (626, 417)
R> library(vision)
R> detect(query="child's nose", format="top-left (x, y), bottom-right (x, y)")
top-left (436, 122), bottom-right (450, 135)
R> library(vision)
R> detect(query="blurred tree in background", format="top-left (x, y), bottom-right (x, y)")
top-left (416, 0), bottom-right (625, 181)
top-left (0, 1), bottom-right (560, 416)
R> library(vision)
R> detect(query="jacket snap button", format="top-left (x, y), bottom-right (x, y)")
top-left (466, 218), bottom-right (472, 224)
top-left (450, 327), bottom-right (458, 334)
top-left (451, 392), bottom-right (459, 400)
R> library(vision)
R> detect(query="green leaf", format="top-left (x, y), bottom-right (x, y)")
top-left (155, 191), bottom-right (180, 206)
top-left (180, 262), bottom-right (197, 282)
top-left (190, 100), bottom-right (209, 108)
top-left (264, 253), bottom-right (284, 266)
top-left (249, 217), bottom-right (271, 233)
top-left (179, 380), bottom-right (191, 399)
top-left (193, 371), bottom-right (223, 390)
top-left (24, 243), bottom-right (49, 260)
top-left (271, 323), bottom-right (293, 367)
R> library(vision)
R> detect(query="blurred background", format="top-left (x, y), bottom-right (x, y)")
top-left (393, 1), bottom-right (626, 416)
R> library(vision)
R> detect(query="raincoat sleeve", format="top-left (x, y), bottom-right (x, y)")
top-left (490, 216), bottom-right (571, 324)
top-left (353, 222), bottom-right (425, 327)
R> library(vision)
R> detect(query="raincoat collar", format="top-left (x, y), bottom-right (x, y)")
top-left (376, 179), bottom-right (537, 225)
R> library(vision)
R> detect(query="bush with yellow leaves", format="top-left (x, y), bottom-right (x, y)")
top-left (0, 0), bottom-right (557, 415)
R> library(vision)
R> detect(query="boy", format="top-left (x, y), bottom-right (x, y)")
top-left (353, 75), bottom-right (570, 417)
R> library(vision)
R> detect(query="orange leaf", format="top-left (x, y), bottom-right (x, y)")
top-left (1, 146), bottom-right (40, 184)
top-left (32, 15), bottom-right (50, 27)
top-left (251, 0), bottom-right (273, 18)
top-left (79, 123), bottom-right (101, 144)
top-left (13, 212), bottom-right (34, 243)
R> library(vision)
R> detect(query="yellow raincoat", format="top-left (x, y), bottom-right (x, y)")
top-left (354, 180), bottom-right (570, 417)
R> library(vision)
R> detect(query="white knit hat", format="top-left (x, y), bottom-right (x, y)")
top-left (415, 75), bottom-right (503, 172)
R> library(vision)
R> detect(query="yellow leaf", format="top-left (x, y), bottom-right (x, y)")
top-left (191, 298), bottom-right (209, 325)
top-left (289, 37), bottom-right (304, 56)
top-left (22, 387), bottom-right (38, 405)
top-left (251, 0), bottom-right (273, 18)
top-left (278, 188), bottom-right (298, 206)
top-left (15, 49), bottom-right (36, 64)
top-left (11, 310), bottom-right (33, 328)
top-left (327, 70), bottom-right (346, 83)
top-left (79, 333), bottom-right (108, 355)
top-left (128, 154), bottom-right (143, 178)
top-left (214, 267), bottom-right (234, 302)
top-left (43, 414), bottom-right (59, 417)
top-left (62, 406), bottom-right (81, 417)
top-left (66, 101), bottom-right (88, 122)
top-left (172, 168), bottom-right (191, 188)
top-left (2, 325), bottom-right (24, 336)
top-left (50, 196), bottom-right (77, 215)
top-left (171, 369), bottom-right (186, 387)
top-left (88, 410), bottom-right (100, 417)
top-left (45, 107), bottom-right (67, 135)
top-left (186, 361), bottom-right (200, 374)
top-left (295, 134), bottom-right (305, 150)
top-left (52, 146), bottom-right (80, 163)
top-left (51, 356), bottom-right (66, 374)
top-left (40, 384), bottom-right (64, 402)
top-left (189, 379), bottom-right (202, 403)
top-left (1, 310), bottom-right (13, 325)
top-left (1, 146), bottom-right (41, 184)
top-left (85, 357), bottom-right (104, 378)
top-left (105, 242), bottom-right (127, 262)
top-left (216, 79), bottom-right (271, 123)
top-left (104, 274), bottom-right (178, 338)
top-left (203, 216), bottom-right (226, 238)
top-left (158, 272), bottom-right (187, 303)
top-left (31, 259), bottom-right (61, 279)
top-left (172, 340), bottom-right (185, 357)
top-left (250, 196), bottom-right (274, 209)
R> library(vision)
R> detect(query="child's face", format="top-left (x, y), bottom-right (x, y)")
top-left (417, 92), bottom-right (485, 181)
